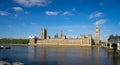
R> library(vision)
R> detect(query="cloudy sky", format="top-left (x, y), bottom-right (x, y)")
top-left (0, 0), bottom-right (120, 41)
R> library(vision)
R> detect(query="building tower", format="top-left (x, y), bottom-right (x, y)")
top-left (29, 36), bottom-right (36, 45)
top-left (60, 29), bottom-right (63, 39)
top-left (95, 23), bottom-right (100, 45)
top-left (88, 34), bottom-right (92, 44)
top-left (41, 28), bottom-right (47, 39)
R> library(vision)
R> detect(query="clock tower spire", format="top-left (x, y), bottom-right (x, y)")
top-left (95, 23), bottom-right (100, 45)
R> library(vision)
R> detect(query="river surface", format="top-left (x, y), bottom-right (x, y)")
top-left (0, 45), bottom-right (120, 65)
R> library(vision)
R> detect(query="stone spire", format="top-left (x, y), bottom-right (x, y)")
top-left (95, 23), bottom-right (100, 45)
top-left (60, 29), bottom-right (63, 39)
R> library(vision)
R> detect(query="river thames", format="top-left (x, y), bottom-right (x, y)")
top-left (0, 45), bottom-right (120, 65)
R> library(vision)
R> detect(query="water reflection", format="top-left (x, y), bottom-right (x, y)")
top-left (40, 47), bottom-right (47, 65)
top-left (0, 46), bottom-right (119, 65)
top-left (27, 46), bottom-right (120, 65)
top-left (109, 52), bottom-right (120, 65)
top-left (28, 46), bottom-right (35, 62)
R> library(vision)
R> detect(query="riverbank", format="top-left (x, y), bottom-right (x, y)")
top-left (0, 43), bottom-right (28, 46)
top-left (102, 46), bottom-right (120, 57)
top-left (0, 61), bottom-right (24, 65)
top-left (8, 44), bottom-right (28, 46)
top-left (0, 38), bottom-right (28, 44)
top-left (0, 43), bottom-right (99, 48)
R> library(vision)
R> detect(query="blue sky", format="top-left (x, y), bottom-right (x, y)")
top-left (0, 0), bottom-right (120, 41)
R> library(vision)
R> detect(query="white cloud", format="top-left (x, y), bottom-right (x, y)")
top-left (0, 11), bottom-right (9, 16)
top-left (62, 11), bottom-right (74, 16)
top-left (14, 0), bottom-right (50, 7)
top-left (95, 19), bottom-right (106, 25)
top-left (13, 7), bottom-right (23, 11)
top-left (89, 12), bottom-right (103, 19)
top-left (45, 11), bottom-right (59, 16)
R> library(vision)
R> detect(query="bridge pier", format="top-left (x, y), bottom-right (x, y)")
top-left (117, 43), bottom-right (120, 50)
top-left (105, 43), bottom-right (108, 48)
top-left (109, 42), bottom-right (112, 49)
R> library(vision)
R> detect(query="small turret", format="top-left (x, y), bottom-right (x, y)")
top-left (80, 34), bottom-right (85, 39)
top-left (29, 36), bottom-right (37, 45)
top-left (41, 28), bottom-right (47, 39)
top-left (60, 29), bottom-right (63, 39)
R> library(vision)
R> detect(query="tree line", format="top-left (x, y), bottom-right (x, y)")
top-left (0, 38), bottom-right (29, 44)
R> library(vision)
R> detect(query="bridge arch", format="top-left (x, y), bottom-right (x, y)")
top-left (112, 43), bottom-right (118, 52)
top-left (107, 43), bottom-right (110, 48)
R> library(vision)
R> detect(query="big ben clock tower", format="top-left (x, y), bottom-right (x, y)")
top-left (95, 23), bottom-right (100, 45)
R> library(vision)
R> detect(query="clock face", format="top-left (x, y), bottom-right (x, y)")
top-left (96, 29), bottom-right (99, 31)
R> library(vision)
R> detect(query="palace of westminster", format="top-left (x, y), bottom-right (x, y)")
top-left (29, 24), bottom-right (100, 46)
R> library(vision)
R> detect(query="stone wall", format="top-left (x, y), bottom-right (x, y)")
top-left (32, 38), bottom-right (92, 46)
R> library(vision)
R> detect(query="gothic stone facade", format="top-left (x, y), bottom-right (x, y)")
top-left (29, 24), bottom-right (100, 46)
top-left (29, 29), bottom-right (93, 46)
